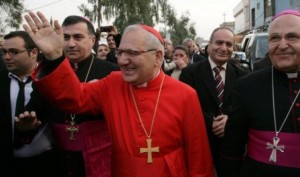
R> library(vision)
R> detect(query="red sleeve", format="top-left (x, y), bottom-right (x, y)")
top-left (183, 88), bottom-right (215, 177)
top-left (32, 58), bottom-right (106, 115)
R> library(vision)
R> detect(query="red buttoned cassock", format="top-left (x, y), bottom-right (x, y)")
top-left (33, 58), bottom-right (215, 177)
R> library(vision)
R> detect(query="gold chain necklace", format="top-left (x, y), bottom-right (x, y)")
top-left (129, 73), bottom-right (165, 163)
top-left (66, 55), bottom-right (95, 140)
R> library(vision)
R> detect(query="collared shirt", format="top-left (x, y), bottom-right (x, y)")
top-left (287, 72), bottom-right (299, 79)
top-left (8, 73), bottom-right (32, 124)
top-left (8, 73), bottom-right (53, 158)
top-left (208, 57), bottom-right (227, 84)
top-left (137, 70), bottom-right (161, 88)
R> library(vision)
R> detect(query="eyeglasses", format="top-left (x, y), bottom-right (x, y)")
top-left (116, 49), bottom-right (157, 58)
top-left (1, 48), bottom-right (29, 56)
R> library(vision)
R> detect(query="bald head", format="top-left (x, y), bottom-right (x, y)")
top-left (268, 10), bottom-right (300, 72)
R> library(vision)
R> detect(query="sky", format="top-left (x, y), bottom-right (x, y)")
top-left (18, 0), bottom-right (241, 40)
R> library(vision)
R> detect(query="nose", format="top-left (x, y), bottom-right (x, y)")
top-left (3, 52), bottom-right (12, 59)
top-left (117, 53), bottom-right (130, 65)
top-left (67, 37), bottom-right (76, 47)
top-left (277, 38), bottom-right (289, 49)
top-left (219, 43), bottom-right (227, 51)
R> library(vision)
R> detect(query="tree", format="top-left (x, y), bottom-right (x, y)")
top-left (159, 7), bottom-right (197, 46)
top-left (79, 0), bottom-right (174, 32)
top-left (78, 0), bottom-right (102, 28)
top-left (0, 0), bottom-right (24, 33)
top-left (78, 0), bottom-right (197, 43)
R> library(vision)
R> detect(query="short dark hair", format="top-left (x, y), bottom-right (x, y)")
top-left (4, 31), bottom-right (37, 50)
top-left (107, 33), bottom-right (114, 40)
top-left (209, 27), bottom-right (235, 44)
top-left (62, 15), bottom-right (95, 36)
top-left (174, 45), bottom-right (190, 58)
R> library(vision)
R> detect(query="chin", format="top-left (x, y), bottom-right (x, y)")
top-left (122, 74), bottom-right (135, 83)
top-left (274, 63), bottom-right (297, 72)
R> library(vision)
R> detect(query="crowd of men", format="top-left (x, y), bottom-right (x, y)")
top-left (0, 8), bottom-right (300, 177)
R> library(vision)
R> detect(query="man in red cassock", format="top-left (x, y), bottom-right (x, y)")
top-left (22, 11), bottom-right (215, 177)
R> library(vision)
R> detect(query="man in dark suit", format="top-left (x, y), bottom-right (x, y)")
top-left (0, 31), bottom-right (60, 177)
top-left (182, 38), bottom-right (206, 64)
top-left (180, 27), bottom-right (248, 176)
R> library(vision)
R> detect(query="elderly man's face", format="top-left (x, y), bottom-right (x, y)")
top-left (208, 29), bottom-right (234, 66)
top-left (117, 29), bottom-right (162, 85)
top-left (268, 14), bottom-right (300, 72)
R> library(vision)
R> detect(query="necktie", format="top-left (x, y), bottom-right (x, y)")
top-left (14, 77), bottom-right (32, 148)
top-left (213, 66), bottom-right (225, 114)
top-left (15, 77), bottom-right (32, 116)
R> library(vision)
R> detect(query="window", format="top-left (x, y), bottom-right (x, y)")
top-left (251, 8), bottom-right (256, 27)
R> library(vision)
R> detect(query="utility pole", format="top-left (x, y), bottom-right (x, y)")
top-left (223, 12), bottom-right (227, 27)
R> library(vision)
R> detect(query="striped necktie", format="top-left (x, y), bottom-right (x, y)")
top-left (213, 66), bottom-right (225, 114)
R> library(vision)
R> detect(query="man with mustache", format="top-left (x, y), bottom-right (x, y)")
top-left (180, 27), bottom-right (248, 176)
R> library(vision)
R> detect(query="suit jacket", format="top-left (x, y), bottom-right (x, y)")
top-left (179, 59), bottom-right (248, 168)
top-left (0, 70), bottom-right (14, 175)
top-left (0, 70), bottom-right (53, 176)
top-left (192, 53), bottom-right (206, 63)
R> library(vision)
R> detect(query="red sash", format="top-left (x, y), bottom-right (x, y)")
top-left (248, 129), bottom-right (300, 168)
top-left (52, 120), bottom-right (112, 177)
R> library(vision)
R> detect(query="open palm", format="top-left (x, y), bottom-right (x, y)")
top-left (23, 11), bottom-right (64, 60)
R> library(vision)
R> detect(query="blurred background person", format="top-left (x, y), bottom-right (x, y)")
top-left (162, 38), bottom-right (176, 73)
top-left (105, 26), bottom-right (121, 64)
top-left (167, 45), bottom-right (189, 80)
top-left (0, 36), bottom-right (6, 72)
top-left (182, 38), bottom-right (206, 64)
top-left (97, 43), bottom-right (110, 60)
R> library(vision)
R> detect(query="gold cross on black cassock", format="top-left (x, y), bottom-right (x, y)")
top-left (140, 138), bottom-right (159, 163)
top-left (66, 120), bottom-right (79, 141)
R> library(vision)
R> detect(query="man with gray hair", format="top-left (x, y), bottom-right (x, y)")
top-left (182, 38), bottom-right (206, 64)
top-left (221, 9), bottom-right (300, 177)
top-left (21, 11), bottom-right (215, 177)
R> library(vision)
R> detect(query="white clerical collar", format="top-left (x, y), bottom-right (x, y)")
top-left (208, 56), bottom-right (227, 70)
top-left (136, 70), bottom-right (161, 88)
top-left (286, 72), bottom-right (298, 79)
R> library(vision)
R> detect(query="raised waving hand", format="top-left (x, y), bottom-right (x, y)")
top-left (23, 11), bottom-right (64, 60)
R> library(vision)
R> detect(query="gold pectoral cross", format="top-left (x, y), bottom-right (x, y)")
top-left (140, 138), bottom-right (159, 163)
top-left (66, 120), bottom-right (79, 141)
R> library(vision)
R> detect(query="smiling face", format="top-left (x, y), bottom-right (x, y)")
top-left (208, 28), bottom-right (234, 66)
top-left (97, 44), bottom-right (109, 60)
top-left (117, 26), bottom-right (163, 85)
top-left (268, 14), bottom-right (300, 72)
top-left (63, 22), bottom-right (95, 63)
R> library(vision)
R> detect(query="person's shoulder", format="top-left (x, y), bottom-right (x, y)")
top-left (165, 75), bottom-right (196, 93)
top-left (227, 60), bottom-right (250, 76)
top-left (0, 70), bottom-right (8, 79)
top-left (94, 59), bottom-right (119, 70)
top-left (238, 66), bottom-right (271, 85)
top-left (185, 59), bottom-right (206, 71)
